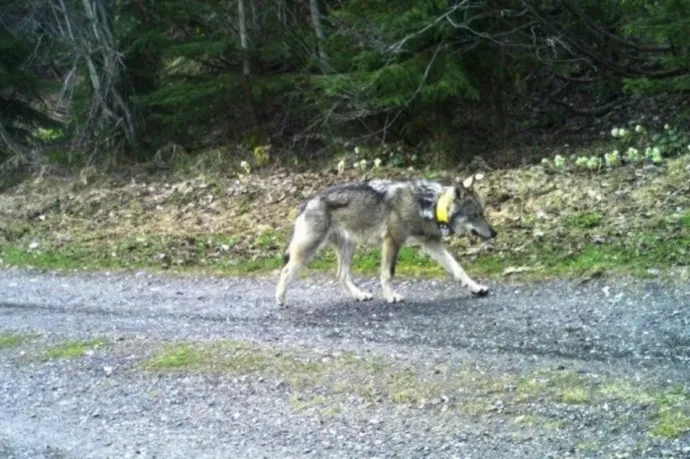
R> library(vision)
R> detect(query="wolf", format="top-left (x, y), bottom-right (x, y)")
top-left (275, 175), bottom-right (497, 307)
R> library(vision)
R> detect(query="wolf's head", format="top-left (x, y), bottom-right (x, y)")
top-left (435, 175), bottom-right (497, 240)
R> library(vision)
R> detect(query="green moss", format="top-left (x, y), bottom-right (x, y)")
top-left (649, 408), bottom-right (690, 438)
top-left (144, 343), bottom-right (205, 369)
top-left (45, 339), bottom-right (105, 359)
top-left (255, 228), bottom-right (284, 249)
top-left (557, 387), bottom-right (591, 405)
top-left (0, 333), bottom-right (35, 350)
top-left (565, 212), bottom-right (603, 229)
top-left (679, 212), bottom-right (690, 228)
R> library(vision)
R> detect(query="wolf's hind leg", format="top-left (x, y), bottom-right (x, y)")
top-left (275, 213), bottom-right (327, 307)
top-left (333, 237), bottom-right (373, 302)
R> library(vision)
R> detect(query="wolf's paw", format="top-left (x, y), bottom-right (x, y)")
top-left (275, 297), bottom-right (287, 308)
top-left (469, 283), bottom-right (490, 297)
top-left (385, 292), bottom-right (405, 304)
top-left (353, 290), bottom-right (374, 302)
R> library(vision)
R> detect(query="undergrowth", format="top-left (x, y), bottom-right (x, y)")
top-left (1, 149), bottom-right (689, 281)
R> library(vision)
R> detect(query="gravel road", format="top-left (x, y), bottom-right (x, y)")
top-left (1, 268), bottom-right (689, 459)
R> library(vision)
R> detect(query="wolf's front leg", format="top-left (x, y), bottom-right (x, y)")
top-left (421, 241), bottom-right (489, 296)
top-left (380, 237), bottom-right (404, 303)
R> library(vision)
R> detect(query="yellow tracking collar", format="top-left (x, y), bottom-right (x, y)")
top-left (435, 187), bottom-right (454, 223)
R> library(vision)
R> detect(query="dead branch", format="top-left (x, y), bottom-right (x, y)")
top-left (551, 73), bottom-right (602, 84)
top-left (550, 99), bottom-right (618, 117)
top-left (43, 0), bottom-right (137, 158)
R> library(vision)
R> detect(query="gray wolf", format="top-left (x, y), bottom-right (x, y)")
top-left (275, 175), bottom-right (497, 307)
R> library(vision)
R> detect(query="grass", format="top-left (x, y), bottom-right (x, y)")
top-left (3, 230), bottom-right (687, 282)
top-left (650, 408), bottom-right (690, 438)
top-left (565, 212), bottom-right (603, 229)
top-left (0, 333), bottom-right (35, 350)
top-left (144, 343), bottom-right (205, 369)
top-left (140, 338), bottom-right (690, 438)
top-left (557, 387), bottom-right (591, 405)
top-left (679, 212), bottom-right (690, 228)
top-left (45, 338), bottom-right (105, 359)
top-left (255, 228), bottom-right (284, 249)
top-left (600, 381), bottom-right (657, 405)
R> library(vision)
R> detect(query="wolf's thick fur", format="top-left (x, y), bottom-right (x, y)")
top-left (275, 176), bottom-right (497, 307)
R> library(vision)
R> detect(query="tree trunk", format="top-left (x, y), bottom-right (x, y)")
top-left (493, 45), bottom-right (507, 148)
top-left (309, 0), bottom-right (328, 69)
top-left (249, 0), bottom-right (262, 32)
top-left (237, 0), bottom-right (260, 130)
top-left (238, 0), bottom-right (250, 77)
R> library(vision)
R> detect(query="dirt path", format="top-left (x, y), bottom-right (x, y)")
top-left (1, 268), bottom-right (689, 459)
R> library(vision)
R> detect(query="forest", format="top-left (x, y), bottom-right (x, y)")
top-left (1, 0), bottom-right (689, 171)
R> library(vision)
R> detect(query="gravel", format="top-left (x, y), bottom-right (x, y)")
top-left (1, 268), bottom-right (689, 459)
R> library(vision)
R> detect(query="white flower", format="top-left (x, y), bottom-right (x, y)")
top-left (541, 158), bottom-right (551, 166)
top-left (645, 146), bottom-right (663, 164)
top-left (635, 125), bottom-right (644, 133)
top-left (604, 150), bottom-right (621, 168)
top-left (664, 124), bottom-right (670, 131)
top-left (354, 146), bottom-right (361, 155)
top-left (619, 128), bottom-right (629, 137)
top-left (611, 128), bottom-right (620, 138)
top-left (355, 159), bottom-right (367, 171)
top-left (554, 155), bottom-right (566, 169)
top-left (240, 160), bottom-right (251, 174)
top-left (626, 147), bottom-right (641, 163)
top-left (373, 158), bottom-right (382, 168)
top-left (586, 156), bottom-right (602, 170)
top-left (337, 159), bottom-right (346, 175)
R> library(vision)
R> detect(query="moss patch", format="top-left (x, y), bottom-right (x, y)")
top-left (650, 408), bottom-right (690, 438)
top-left (565, 212), bottom-right (603, 229)
top-left (143, 343), bottom-right (205, 369)
top-left (678, 212), bottom-right (690, 229)
top-left (0, 333), bottom-right (35, 350)
top-left (557, 387), bottom-right (592, 405)
top-left (45, 338), bottom-right (105, 359)
top-left (144, 341), bottom-right (362, 390)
